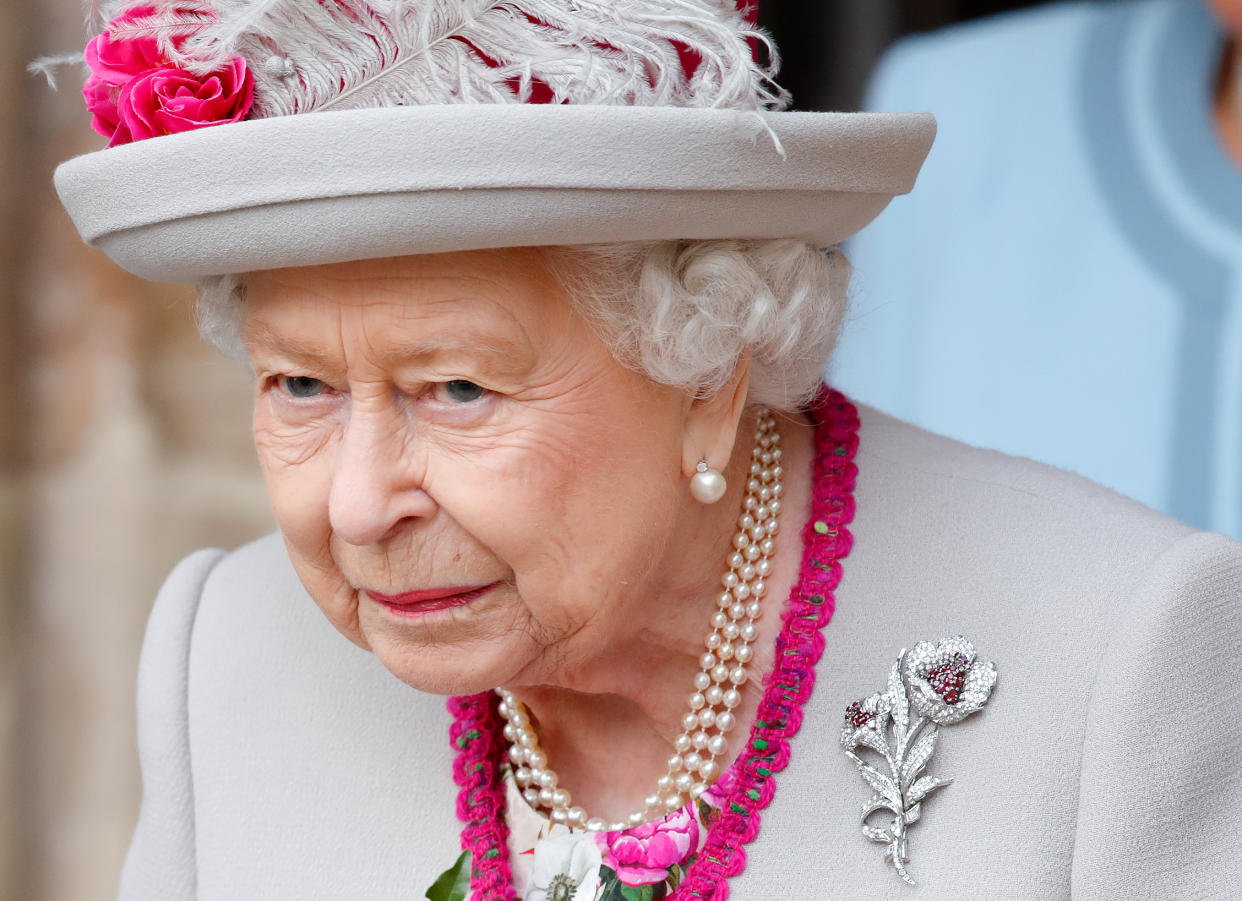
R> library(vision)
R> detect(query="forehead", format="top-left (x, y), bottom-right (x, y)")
top-left (243, 248), bottom-right (567, 353)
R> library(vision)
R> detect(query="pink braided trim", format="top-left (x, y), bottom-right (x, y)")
top-left (448, 691), bottom-right (517, 900)
top-left (449, 388), bottom-right (859, 901)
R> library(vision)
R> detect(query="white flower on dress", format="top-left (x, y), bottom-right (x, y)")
top-left (902, 635), bottom-right (997, 725)
top-left (526, 832), bottom-right (603, 901)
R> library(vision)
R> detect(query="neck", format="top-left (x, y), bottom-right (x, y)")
top-left (1215, 37), bottom-right (1242, 170)
top-left (500, 408), bottom-right (818, 822)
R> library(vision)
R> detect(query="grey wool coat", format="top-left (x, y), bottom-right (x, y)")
top-left (118, 405), bottom-right (1242, 900)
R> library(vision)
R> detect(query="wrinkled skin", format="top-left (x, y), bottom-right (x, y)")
top-left (243, 248), bottom-right (815, 819)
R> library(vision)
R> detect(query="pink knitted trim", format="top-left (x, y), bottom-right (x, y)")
top-left (450, 388), bottom-right (859, 900)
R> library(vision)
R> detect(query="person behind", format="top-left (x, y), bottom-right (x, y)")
top-left (50, 0), bottom-right (1242, 898)
top-left (833, 0), bottom-right (1242, 539)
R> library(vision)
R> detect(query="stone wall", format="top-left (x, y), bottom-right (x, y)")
top-left (7, 4), bottom-right (274, 898)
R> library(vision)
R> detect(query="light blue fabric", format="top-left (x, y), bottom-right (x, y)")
top-left (831, 0), bottom-right (1242, 537)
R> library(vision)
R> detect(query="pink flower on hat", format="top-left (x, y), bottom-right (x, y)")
top-left (593, 807), bottom-right (699, 886)
top-left (82, 3), bottom-right (254, 147)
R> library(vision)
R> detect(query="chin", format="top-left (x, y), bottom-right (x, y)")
top-left (365, 628), bottom-right (530, 697)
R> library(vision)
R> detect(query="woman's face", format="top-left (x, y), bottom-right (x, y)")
top-left (244, 249), bottom-right (696, 695)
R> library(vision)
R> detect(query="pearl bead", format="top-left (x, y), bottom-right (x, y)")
top-left (731, 582), bottom-right (750, 600)
top-left (552, 788), bottom-right (571, 808)
top-left (682, 753), bottom-right (702, 774)
top-left (682, 712), bottom-right (699, 731)
top-left (508, 746), bottom-right (523, 765)
top-left (760, 538), bottom-right (775, 555)
top-left (704, 633), bottom-right (720, 650)
top-left (698, 760), bottom-right (718, 781)
top-left (690, 782), bottom-right (707, 799)
top-left (657, 775), bottom-right (673, 791)
top-left (706, 685), bottom-right (724, 705)
top-left (759, 486), bottom-right (772, 502)
top-left (674, 733), bottom-right (691, 753)
top-left (748, 525), bottom-right (766, 541)
top-left (739, 563), bottom-right (756, 581)
top-left (515, 766), bottom-right (532, 786)
top-left (771, 447), bottom-right (782, 459)
top-left (611, 821), bottom-right (629, 832)
top-left (729, 549), bottom-right (746, 567)
top-left (768, 498), bottom-right (781, 514)
top-left (528, 750), bottom-right (547, 769)
top-left (728, 604), bottom-right (746, 622)
top-left (764, 518), bottom-right (779, 535)
top-left (744, 543), bottom-right (762, 561)
top-left (694, 672), bottom-right (711, 691)
top-left (732, 532), bottom-right (750, 550)
top-left (538, 770), bottom-right (557, 789)
top-left (755, 504), bottom-right (770, 521)
top-left (690, 692), bottom-right (706, 710)
top-left (502, 723), bottom-right (515, 741)
top-left (724, 620), bottom-right (741, 639)
top-left (675, 772), bottom-right (694, 792)
top-left (586, 818), bottom-right (606, 832)
top-left (745, 495), bottom-right (758, 510)
top-left (518, 732), bottom-right (537, 749)
top-left (729, 667), bottom-right (748, 685)
top-left (722, 571), bottom-right (739, 589)
top-left (692, 729), bottom-right (709, 749)
top-left (740, 623), bottom-right (758, 642)
top-left (746, 599), bottom-right (762, 618)
top-left (717, 642), bottom-right (734, 660)
top-left (700, 652), bottom-right (717, 671)
top-left (708, 735), bottom-right (728, 756)
top-left (735, 645), bottom-right (753, 664)
top-left (690, 467), bottom-right (727, 504)
top-left (711, 663), bottom-right (730, 683)
top-left (664, 796), bottom-right (683, 812)
top-left (668, 753), bottom-right (684, 771)
top-left (551, 808), bottom-right (569, 824)
top-left (723, 689), bottom-right (742, 708)
top-left (568, 808), bottom-right (586, 826)
top-left (747, 478), bottom-right (761, 493)
top-left (645, 794), bottom-right (661, 810)
top-left (523, 787), bottom-right (540, 805)
top-left (717, 591), bottom-right (734, 608)
top-left (697, 708), bottom-right (716, 728)
top-left (629, 811), bottom-right (646, 827)
top-left (711, 611), bottom-right (728, 629)
top-left (756, 559), bottom-right (772, 577)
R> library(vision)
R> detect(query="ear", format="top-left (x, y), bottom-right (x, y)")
top-left (681, 354), bottom-right (753, 478)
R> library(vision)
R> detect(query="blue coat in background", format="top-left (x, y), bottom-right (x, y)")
top-left (832, 0), bottom-right (1242, 537)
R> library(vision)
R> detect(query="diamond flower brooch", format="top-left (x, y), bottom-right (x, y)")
top-left (840, 636), bottom-right (997, 885)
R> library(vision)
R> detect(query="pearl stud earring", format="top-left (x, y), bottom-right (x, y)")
top-left (690, 461), bottom-right (727, 504)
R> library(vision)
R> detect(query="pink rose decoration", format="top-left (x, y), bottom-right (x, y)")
top-left (698, 764), bottom-right (741, 811)
top-left (82, 4), bottom-right (254, 147)
top-left (594, 807), bottom-right (699, 887)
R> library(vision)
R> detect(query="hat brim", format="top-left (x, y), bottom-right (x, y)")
top-left (54, 104), bottom-right (935, 283)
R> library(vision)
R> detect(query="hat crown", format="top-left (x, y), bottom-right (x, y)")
top-left (92, 0), bottom-right (787, 121)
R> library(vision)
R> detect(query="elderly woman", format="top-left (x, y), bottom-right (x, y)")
top-left (53, 1), bottom-right (1242, 899)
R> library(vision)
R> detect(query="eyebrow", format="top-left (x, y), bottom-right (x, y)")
top-left (244, 320), bottom-right (528, 373)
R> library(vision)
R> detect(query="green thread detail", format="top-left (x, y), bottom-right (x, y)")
top-left (813, 521), bottom-right (829, 534)
top-left (753, 738), bottom-right (769, 751)
top-left (834, 446), bottom-right (847, 456)
top-left (757, 767), bottom-right (772, 776)
top-left (730, 802), bottom-right (747, 815)
top-left (747, 788), bottom-right (761, 801)
top-left (454, 729), bottom-right (481, 749)
top-left (484, 848), bottom-right (500, 859)
top-left (809, 593), bottom-right (825, 605)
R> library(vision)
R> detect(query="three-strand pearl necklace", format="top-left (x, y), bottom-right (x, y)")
top-left (496, 410), bottom-right (783, 832)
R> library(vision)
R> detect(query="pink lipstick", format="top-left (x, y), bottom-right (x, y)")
top-left (365, 583), bottom-right (497, 618)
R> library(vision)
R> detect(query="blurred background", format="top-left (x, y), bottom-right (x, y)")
top-left (0, 1), bottom-right (1054, 898)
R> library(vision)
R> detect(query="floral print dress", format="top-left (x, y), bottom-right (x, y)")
top-left (505, 765), bottom-right (742, 901)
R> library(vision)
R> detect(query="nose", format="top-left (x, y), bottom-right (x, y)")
top-left (329, 408), bottom-right (435, 546)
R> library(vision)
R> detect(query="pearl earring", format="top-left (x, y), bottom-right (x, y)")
top-left (690, 461), bottom-right (727, 504)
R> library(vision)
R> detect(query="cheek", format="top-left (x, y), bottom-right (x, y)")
top-left (427, 393), bottom-right (686, 631)
top-left (253, 407), bottom-right (361, 634)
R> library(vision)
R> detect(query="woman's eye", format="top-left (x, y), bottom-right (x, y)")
top-left (433, 379), bottom-right (488, 404)
top-left (279, 375), bottom-right (326, 399)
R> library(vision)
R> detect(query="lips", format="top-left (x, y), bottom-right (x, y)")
top-left (365, 583), bottom-right (498, 617)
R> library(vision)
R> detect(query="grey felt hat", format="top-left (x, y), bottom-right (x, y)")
top-left (53, 0), bottom-right (935, 283)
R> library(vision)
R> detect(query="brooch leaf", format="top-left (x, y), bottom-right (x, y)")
top-left (840, 636), bottom-right (997, 885)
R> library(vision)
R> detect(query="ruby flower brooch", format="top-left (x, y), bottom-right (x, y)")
top-left (840, 636), bottom-right (998, 885)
